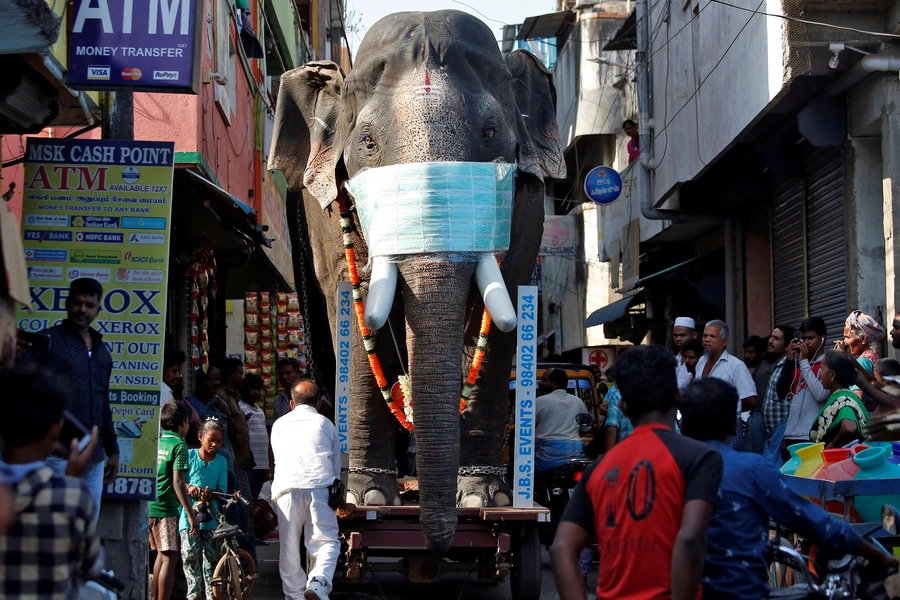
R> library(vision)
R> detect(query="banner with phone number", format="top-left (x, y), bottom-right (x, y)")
top-left (16, 138), bottom-right (174, 500)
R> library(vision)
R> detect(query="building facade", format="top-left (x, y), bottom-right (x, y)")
top-left (590, 0), bottom-right (900, 357)
top-left (0, 1), bottom-right (350, 597)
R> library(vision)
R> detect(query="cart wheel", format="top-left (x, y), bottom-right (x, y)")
top-left (510, 524), bottom-right (542, 600)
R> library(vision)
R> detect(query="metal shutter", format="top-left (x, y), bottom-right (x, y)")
top-left (771, 179), bottom-right (806, 330)
top-left (804, 148), bottom-right (848, 345)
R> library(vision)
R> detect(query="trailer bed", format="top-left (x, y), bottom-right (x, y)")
top-left (336, 504), bottom-right (549, 600)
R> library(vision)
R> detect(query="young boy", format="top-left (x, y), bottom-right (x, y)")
top-left (0, 364), bottom-right (100, 599)
top-left (149, 400), bottom-right (199, 600)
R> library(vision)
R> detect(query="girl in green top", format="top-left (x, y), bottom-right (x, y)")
top-left (810, 350), bottom-right (869, 448)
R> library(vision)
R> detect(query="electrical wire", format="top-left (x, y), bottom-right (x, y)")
top-left (709, 0), bottom-right (900, 40)
top-left (451, 0), bottom-right (509, 26)
top-left (652, 0), bottom-right (765, 159)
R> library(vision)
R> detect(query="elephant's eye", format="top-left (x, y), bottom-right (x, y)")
top-left (484, 128), bottom-right (495, 139)
top-left (359, 133), bottom-right (376, 149)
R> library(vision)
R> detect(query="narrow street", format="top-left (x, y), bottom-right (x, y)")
top-left (251, 541), bottom-right (597, 600)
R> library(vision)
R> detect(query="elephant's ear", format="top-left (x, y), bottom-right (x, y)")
top-left (504, 50), bottom-right (567, 181)
top-left (268, 61), bottom-right (344, 209)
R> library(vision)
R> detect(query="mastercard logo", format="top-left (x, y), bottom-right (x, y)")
top-left (122, 68), bottom-right (142, 81)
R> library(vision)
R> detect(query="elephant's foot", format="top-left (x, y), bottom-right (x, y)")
top-left (347, 469), bottom-right (402, 507)
top-left (456, 471), bottom-right (513, 508)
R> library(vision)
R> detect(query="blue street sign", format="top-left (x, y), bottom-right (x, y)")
top-left (584, 166), bottom-right (623, 205)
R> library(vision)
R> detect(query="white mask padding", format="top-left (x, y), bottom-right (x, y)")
top-left (345, 161), bottom-right (515, 258)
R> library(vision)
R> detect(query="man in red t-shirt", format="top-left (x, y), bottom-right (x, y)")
top-left (551, 345), bottom-right (723, 600)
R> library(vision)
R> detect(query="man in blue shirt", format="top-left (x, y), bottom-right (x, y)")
top-left (680, 377), bottom-right (898, 599)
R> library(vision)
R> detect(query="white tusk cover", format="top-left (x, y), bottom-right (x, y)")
top-left (364, 257), bottom-right (398, 331)
top-left (475, 254), bottom-right (517, 333)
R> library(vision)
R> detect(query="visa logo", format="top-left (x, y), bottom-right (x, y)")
top-left (87, 66), bottom-right (110, 80)
top-left (153, 71), bottom-right (179, 80)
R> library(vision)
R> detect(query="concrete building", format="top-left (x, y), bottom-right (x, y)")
top-left (514, 1), bottom-right (637, 371)
top-left (0, 1), bottom-right (351, 597)
top-left (590, 0), bottom-right (900, 358)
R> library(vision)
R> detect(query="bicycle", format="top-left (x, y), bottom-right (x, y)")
top-left (206, 491), bottom-right (258, 600)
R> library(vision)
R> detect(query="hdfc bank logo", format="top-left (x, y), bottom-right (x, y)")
top-left (122, 68), bottom-right (142, 81)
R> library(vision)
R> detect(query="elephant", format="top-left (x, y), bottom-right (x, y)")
top-left (268, 9), bottom-right (565, 555)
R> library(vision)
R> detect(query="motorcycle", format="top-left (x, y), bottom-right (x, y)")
top-left (534, 413), bottom-right (594, 548)
top-left (768, 504), bottom-right (900, 599)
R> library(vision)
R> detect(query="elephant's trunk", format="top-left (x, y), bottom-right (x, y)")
top-left (398, 255), bottom-right (477, 555)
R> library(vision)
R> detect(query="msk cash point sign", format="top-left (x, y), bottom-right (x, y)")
top-left (17, 138), bottom-right (175, 500)
top-left (67, 0), bottom-right (201, 93)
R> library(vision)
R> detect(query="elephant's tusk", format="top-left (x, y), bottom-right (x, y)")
top-left (475, 254), bottom-right (516, 333)
top-left (364, 257), bottom-right (398, 331)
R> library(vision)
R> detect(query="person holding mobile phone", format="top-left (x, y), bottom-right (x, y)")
top-left (775, 317), bottom-right (830, 459)
top-left (0, 364), bottom-right (101, 599)
top-left (17, 278), bottom-right (119, 524)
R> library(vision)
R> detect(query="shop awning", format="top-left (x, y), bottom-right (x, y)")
top-left (0, 0), bottom-right (98, 133)
top-left (177, 170), bottom-right (293, 294)
top-left (183, 170), bottom-right (273, 249)
top-left (516, 11), bottom-right (575, 41)
top-left (585, 293), bottom-right (643, 328)
top-left (633, 255), bottom-right (707, 287)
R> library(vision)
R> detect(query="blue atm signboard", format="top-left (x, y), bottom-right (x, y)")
top-left (67, 0), bottom-right (201, 93)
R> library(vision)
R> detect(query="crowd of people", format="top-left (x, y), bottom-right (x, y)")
top-left (541, 308), bottom-right (900, 599)
top-left (5, 275), bottom-right (900, 600)
top-left (0, 278), bottom-right (343, 600)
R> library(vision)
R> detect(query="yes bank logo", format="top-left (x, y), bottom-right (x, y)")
top-left (153, 71), bottom-right (179, 80)
top-left (88, 66), bottom-right (110, 80)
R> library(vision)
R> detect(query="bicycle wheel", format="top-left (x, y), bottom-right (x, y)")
top-left (212, 549), bottom-right (257, 600)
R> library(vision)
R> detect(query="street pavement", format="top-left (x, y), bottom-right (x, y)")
top-left (251, 540), bottom-right (599, 600)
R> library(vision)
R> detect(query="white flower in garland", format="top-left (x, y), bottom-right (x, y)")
top-left (398, 374), bottom-right (414, 424)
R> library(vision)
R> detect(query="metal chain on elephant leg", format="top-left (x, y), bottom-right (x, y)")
top-left (349, 467), bottom-right (399, 476)
top-left (458, 465), bottom-right (507, 483)
top-left (294, 201), bottom-right (318, 381)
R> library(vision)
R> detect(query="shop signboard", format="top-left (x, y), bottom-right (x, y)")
top-left (584, 165), bottom-right (623, 205)
top-left (540, 215), bottom-right (577, 256)
top-left (17, 138), bottom-right (175, 500)
top-left (513, 286), bottom-right (538, 508)
top-left (67, 0), bottom-right (202, 93)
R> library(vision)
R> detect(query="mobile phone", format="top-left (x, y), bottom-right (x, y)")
top-left (58, 410), bottom-right (92, 455)
top-left (17, 330), bottom-right (50, 353)
top-left (792, 331), bottom-right (803, 343)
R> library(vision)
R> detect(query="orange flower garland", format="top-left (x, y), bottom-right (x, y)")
top-left (337, 196), bottom-right (492, 432)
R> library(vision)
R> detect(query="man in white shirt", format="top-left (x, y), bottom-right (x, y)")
top-left (271, 379), bottom-right (341, 600)
top-left (695, 320), bottom-right (758, 450)
top-left (535, 368), bottom-right (591, 474)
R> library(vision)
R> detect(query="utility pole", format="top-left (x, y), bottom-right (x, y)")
top-left (97, 89), bottom-right (148, 600)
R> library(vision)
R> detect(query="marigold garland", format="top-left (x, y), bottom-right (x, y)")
top-left (337, 199), bottom-right (493, 432)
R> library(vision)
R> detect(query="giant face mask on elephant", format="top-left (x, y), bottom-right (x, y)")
top-left (268, 10), bottom-right (565, 555)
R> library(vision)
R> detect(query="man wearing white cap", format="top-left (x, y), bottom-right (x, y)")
top-left (673, 317), bottom-right (697, 389)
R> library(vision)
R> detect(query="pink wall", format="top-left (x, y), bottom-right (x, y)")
top-left (133, 92), bottom-right (200, 154)
top-left (2, 127), bottom-right (102, 224)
